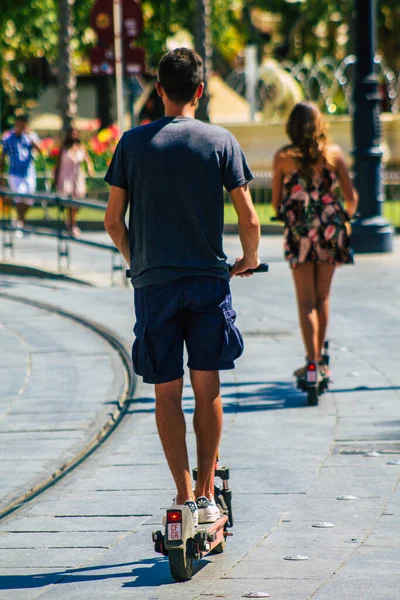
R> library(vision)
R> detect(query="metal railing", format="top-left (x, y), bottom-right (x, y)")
top-left (0, 189), bottom-right (125, 285)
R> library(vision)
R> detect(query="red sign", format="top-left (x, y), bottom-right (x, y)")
top-left (91, 45), bottom-right (145, 76)
top-left (90, 0), bottom-right (144, 44)
top-left (125, 47), bottom-right (146, 75)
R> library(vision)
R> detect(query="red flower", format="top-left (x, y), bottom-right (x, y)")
top-left (40, 137), bottom-right (55, 150)
top-left (292, 184), bottom-right (303, 193)
top-left (109, 124), bottom-right (120, 138)
top-left (324, 224), bottom-right (336, 241)
top-left (322, 194), bottom-right (333, 204)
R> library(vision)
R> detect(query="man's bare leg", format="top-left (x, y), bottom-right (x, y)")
top-left (191, 370), bottom-right (223, 500)
top-left (155, 377), bottom-right (194, 504)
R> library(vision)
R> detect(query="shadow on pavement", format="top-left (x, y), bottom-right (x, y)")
top-left (127, 382), bottom-right (307, 415)
top-left (222, 381), bottom-right (305, 412)
top-left (0, 557), bottom-right (209, 591)
top-left (330, 385), bottom-right (400, 393)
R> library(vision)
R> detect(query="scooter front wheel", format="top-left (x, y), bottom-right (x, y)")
top-left (168, 543), bottom-right (194, 581)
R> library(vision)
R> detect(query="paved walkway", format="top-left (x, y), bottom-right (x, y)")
top-left (0, 289), bottom-right (127, 514)
top-left (0, 235), bottom-right (400, 599)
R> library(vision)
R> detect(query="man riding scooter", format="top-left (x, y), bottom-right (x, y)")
top-left (104, 48), bottom-right (260, 526)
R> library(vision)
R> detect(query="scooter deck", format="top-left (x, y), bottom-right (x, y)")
top-left (193, 514), bottom-right (228, 557)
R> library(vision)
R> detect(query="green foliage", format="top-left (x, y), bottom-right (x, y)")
top-left (139, 0), bottom-right (245, 68)
top-left (0, 1), bottom-right (57, 127)
top-left (255, 0), bottom-right (399, 70)
top-left (139, 0), bottom-right (193, 69)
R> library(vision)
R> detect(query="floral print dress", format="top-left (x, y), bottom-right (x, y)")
top-left (279, 167), bottom-right (354, 268)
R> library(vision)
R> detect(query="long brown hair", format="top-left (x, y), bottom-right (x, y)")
top-left (61, 126), bottom-right (81, 151)
top-left (286, 101), bottom-right (329, 182)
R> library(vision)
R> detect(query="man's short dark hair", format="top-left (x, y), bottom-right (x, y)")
top-left (158, 48), bottom-right (203, 105)
top-left (15, 114), bottom-right (29, 123)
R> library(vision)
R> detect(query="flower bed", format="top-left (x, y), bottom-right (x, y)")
top-left (35, 125), bottom-right (120, 176)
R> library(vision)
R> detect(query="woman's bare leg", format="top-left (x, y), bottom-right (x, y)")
top-left (67, 208), bottom-right (79, 229)
top-left (315, 263), bottom-right (336, 357)
top-left (292, 262), bottom-right (319, 363)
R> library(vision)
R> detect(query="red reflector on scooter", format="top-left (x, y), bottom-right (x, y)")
top-left (308, 363), bottom-right (316, 370)
top-left (167, 510), bottom-right (182, 523)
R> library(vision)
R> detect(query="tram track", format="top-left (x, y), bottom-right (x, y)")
top-left (0, 292), bottom-right (136, 521)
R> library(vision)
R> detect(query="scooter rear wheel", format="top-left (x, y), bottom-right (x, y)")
top-left (168, 542), bottom-right (193, 581)
top-left (307, 387), bottom-right (319, 406)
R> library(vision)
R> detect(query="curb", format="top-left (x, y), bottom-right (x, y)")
top-left (0, 293), bottom-right (136, 521)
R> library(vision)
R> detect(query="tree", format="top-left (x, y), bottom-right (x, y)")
top-left (195, 0), bottom-right (212, 121)
top-left (0, 0), bottom-right (58, 129)
top-left (58, 0), bottom-right (78, 133)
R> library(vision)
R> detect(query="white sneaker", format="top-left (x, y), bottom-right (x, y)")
top-left (196, 495), bottom-right (220, 524)
top-left (162, 498), bottom-right (199, 528)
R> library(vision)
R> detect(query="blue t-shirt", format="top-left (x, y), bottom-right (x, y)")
top-left (2, 131), bottom-right (38, 178)
top-left (105, 116), bottom-right (254, 288)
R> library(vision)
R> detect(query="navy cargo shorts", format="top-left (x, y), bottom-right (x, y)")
top-left (132, 276), bottom-right (244, 384)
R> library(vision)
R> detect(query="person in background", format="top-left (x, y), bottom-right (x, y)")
top-left (272, 101), bottom-right (358, 380)
top-left (55, 126), bottom-right (95, 237)
top-left (0, 114), bottom-right (41, 232)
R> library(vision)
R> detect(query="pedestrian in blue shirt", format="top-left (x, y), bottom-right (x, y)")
top-left (104, 48), bottom-right (260, 526)
top-left (0, 114), bottom-right (41, 230)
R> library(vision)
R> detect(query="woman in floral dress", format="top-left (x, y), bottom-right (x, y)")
top-left (272, 101), bottom-right (358, 378)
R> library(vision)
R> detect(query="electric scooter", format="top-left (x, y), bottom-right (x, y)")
top-left (149, 262), bottom-right (269, 582)
top-left (152, 462), bottom-right (232, 582)
top-left (295, 340), bottom-right (330, 406)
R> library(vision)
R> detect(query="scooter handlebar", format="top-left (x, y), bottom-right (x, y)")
top-left (228, 262), bottom-right (269, 274)
top-left (126, 263), bottom-right (269, 279)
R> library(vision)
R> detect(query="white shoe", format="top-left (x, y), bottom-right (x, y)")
top-left (162, 498), bottom-right (199, 528)
top-left (196, 495), bottom-right (220, 524)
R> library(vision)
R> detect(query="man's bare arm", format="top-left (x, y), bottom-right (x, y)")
top-left (229, 184), bottom-right (260, 277)
top-left (31, 140), bottom-right (42, 154)
top-left (104, 186), bottom-right (130, 264)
